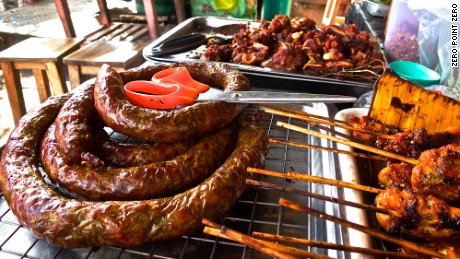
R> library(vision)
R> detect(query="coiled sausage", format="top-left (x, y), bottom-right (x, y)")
top-left (0, 93), bottom-right (269, 247)
top-left (54, 83), bottom-right (101, 165)
top-left (41, 122), bottom-right (239, 200)
top-left (93, 127), bottom-right (194, 167)
top-left (94, 63), bottom-right (251, 142)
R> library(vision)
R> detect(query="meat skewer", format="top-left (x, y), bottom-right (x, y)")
top-left (246, 179), bottom-right (393, 215)
top-left (252, 232), bottom-right (416, 258)
top-left (261, 104), bottom-right (354, 128)
top-left (279, 198), bottom-right (448, 259)
top-left (266, 105), bottom-right (460, 160)
top-left (203, 226), bottom-right (301, 259)
top-left (411, 144), bottom-right (460, 203)
top-left (202, 218), bottom-right (333, 259)
top-left (378, 162), bottom-right (413, 189)
top-left (264, 106), bottom-right (395, 140)
top-left (375, 187), bottom-right (460, 240)
top-left (270, 138), bottom-right (387, 161)
top-left (247, 167), bottom-right (383, 193)
top-left (267, 105), bottom-right (460, 254)
top-left (276, 121), bottom-right (418, 164)
top-left (351, 116), bottom-right (460, 158)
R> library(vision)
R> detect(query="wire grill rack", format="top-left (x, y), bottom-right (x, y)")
top-left (0, 103), bottom-right (361, 259)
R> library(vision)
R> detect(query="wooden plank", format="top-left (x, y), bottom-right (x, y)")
top-left (85, 24), bottom-right (122, 42)
top-left (127, 26), bottom-right (150, 42)
top-left (119, 24), bottom-right (145, 41)
top-left (104, 23), bottom-right (132, 41)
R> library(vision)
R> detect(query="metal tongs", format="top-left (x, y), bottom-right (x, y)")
top-left (150, 24), bottom-right (245, 57)
top-left (124, 67), bottom-right (357, 109)
top-left (151, 34), bottom-right (233, 57)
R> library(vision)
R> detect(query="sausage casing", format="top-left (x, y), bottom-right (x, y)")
top-left (54, 83), bottom-right (101, 164)
top-left (41, 122), bottom-right (240, 200)
top-left (0, 93), bottom-right (269, 247)
top-left (93, 127), bottom-right (195, 167)
top-left (94, 63), bottom-right (251, 142)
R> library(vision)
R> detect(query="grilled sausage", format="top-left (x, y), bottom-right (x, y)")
top-left (54, 83), bottom-right (101, 165)
top-left (55, 82), bottom-right (197, 167)
top-left (93, 127), bottom-right (195, 167)
top-left (0, 93), bottom-right (269, 247)
top-left (94, 63), bottom-right (251, 142)
top-left (41, 122), bottom-right (239, 201)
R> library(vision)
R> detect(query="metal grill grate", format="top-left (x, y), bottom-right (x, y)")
top-left (0, 103), bottom-right (354, 259)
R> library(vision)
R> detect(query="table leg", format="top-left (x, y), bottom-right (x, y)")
top-left (32, 69), bottom-right (51, 103)
top-left (67, 64), bottom-right (81, 89)
top-left (0, 61), bottom-right (26, 125)
top-left (45, 61), bottom-right (68, 95)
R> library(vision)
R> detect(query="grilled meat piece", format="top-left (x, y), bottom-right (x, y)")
top-left (261, 42), bottom-right (306, 71)
top-left (378, 163), bottom-right (414, 189)
top-left (375, 187), bottom-right (460, 240)
top-left (411, 144), bottom-right (460, 203)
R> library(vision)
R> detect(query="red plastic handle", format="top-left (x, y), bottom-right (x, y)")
top-left (124, 80), bottom-right (200, 109)
top-left (152, 67), bottom-right (210, 92)
top-left (123, 67), bottom-right (210, 109)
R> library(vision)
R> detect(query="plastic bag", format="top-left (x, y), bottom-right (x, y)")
top-left (190, 0), bottom-right (257, 19)
top-left (407, 0), bottom-right (460, 89)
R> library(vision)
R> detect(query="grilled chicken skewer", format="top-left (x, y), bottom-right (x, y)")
top-left (379, 144), bottom-right (460, 202)
top-left (411, 144), bottom-right (460, 203)
top-left (350, 115), bottom-right (460, 159)
top-left (375, 187), bottom-right (460, 240)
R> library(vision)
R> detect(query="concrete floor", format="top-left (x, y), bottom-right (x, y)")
top-left (0, 0), bottom-right (326, 147)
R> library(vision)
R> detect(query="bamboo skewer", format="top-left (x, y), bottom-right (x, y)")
top-left (306, 122), bottom-right (368, 143)
top-left (203, 227), bottom-right (298, 259)
top-left (278, 198), bottom-right (448, 259)
top-left (252, 232), bottom-right (416, 258)
top-left (247, 167), bottom-right (383, 194)
top-left (270, 138), bottom-right (387, 161)
top-left (262, 105), bottom-right (395, 140)
top-left (261, 104), bottom-right (353, 127)
top-left (276, 121), bottom-right (418, 165)
top-left (246, 179), bottom-right (393, 215)
top-left (202, 219), bottom-right (332, 259)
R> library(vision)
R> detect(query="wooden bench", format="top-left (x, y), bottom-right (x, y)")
top-left (54, 0), bottom-right (186, 88)
top-left (0, 37), bottom-right (83, 124)
top-left (63, 30), bottom-right (149, 87)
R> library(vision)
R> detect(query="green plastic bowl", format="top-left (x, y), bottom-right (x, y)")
top-left (389, 60), bottom-right (441, 87)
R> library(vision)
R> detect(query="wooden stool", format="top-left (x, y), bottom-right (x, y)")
top-left (0, 37), bottom-right (83, 125)
top-left (63, 35), bottom-right (149, 88)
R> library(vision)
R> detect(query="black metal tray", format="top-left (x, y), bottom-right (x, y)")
top-left (143, 17), bottom-right (378, 98)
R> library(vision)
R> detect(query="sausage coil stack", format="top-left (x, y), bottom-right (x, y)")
top-left (0, 62), bottom-right (270, 248)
